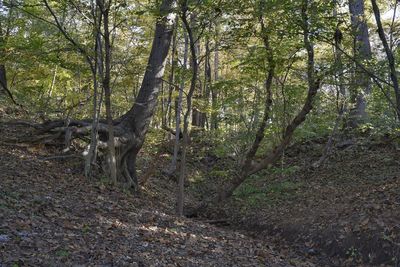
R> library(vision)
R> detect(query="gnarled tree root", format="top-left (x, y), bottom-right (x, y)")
top-left (26, 119), bottom-right (141, 191)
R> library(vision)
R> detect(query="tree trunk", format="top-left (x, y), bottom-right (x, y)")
top-left (203, 37), bottom-right (212, 129)
top-left (41, 0), bottom-right (177, 188)
top-left (168, 30), bottom-right (188, 174)
top-left (0, 13), bottom-right (16, 104)
top-left (115, 0), bottom-right (177, 189)
top-left (177, 1), bottom-right (198, 216)
top-left (348, 0), bottom-right (372, 127)
top-left (371, 0), bottom-right (400, 119)
top-left (166, 23), bottom-right (178, 128)
top-left (211, 32), bottom-right (219, 130)
top-left (0, 64), bottom-right (7, 97)
top-left (99, 0), bottom-right (117, 184)
top-left (334, 1), bottom-right (346, 101)
top-left (218, 16), bottom-right (275, 200)
top-left (189, 13), bottom-right (205, 129)
top-left (85, 2), bottom-right (103, 177)
top-left (0, 7), bottom-right (7, 98)
top-left (204, 0), bottom-right (320, 204)
top-left (312, 0), bottom-right (347, 167)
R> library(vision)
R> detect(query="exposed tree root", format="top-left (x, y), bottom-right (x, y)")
top-left (18, 118), bottom-right (141, 190)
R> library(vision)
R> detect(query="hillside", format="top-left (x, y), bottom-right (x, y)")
top-left (225, 136), bottom-right (400, 266)
top-left (0, 121), bottom-right (308, 266)
top-left (2, 120), bottom-right (400, 266)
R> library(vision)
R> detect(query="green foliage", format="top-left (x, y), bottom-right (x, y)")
top-left (55, 249), bottom-right (69, 258)
top-left (208, 169), bottom-right (230, 180)
top-left (346, 246), bottom-right (361, 261)
top-left (267, 180), bottom-right (303, 196)
top-left (2, 1), bottom-right (400, 214)
top-left (81, 224), bottom-right (91, 234)
top-left (269, 165), bottom-right (300, 176)
top-left (234, 173), bottom-right (303, 208)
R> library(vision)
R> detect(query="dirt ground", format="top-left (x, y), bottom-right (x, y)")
top-left (223, 137), bottom-right (400, 266)
top-left (1, 119), bottom-right (400, 266)
top-left (0, 121), bottom-right (309, 266)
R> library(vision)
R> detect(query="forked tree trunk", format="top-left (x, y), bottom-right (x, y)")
top-left (217, 15), bottom-right (275, 201)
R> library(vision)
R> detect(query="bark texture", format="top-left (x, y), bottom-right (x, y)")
top-left (348, 0), bottom-right (372, 127)
top-left (41, 0), bottom-right (177, 189)
top-left (114, 0), bottom-right (177, 188)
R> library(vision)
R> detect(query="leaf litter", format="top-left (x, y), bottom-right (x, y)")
top-left (0, 122), bottom-right (306, 267)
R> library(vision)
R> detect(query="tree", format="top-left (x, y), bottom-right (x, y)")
top-left (177, 0), bottom-right (199, 216)
top-left (0, 1), bottom-right (17, 104)
top-left (97, 0), bottom-right (117, 184)
top-left (211, 25), bottom-right (219, 130)
top-left (41, 0), bottom-right (178, 189)
top-left (348, 0), bottom-right (372, 127)
top-left (371, 0), bottom-right (400, 119)
top-left (167, 29), bottom-right (187, 175)
top-left (5, 0), bottom-right (400, 210)
top-left (188, 0), bottom-right (322, 213)
top-left (173, 0), bottom-right (221, 215)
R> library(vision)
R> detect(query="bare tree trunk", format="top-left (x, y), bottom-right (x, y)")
top-left (0, 65), bottom-right (10, 99)
top-left (334, 2), bottom-right (346, 102)
top-left (313, 0), bottom-right (347, 167)
top-left (189, 13), bottom-right (205, 129)
top-left (177, 1), bottom-right (198, 216)
top-left (168, 31), bottom-right (188, 174)
top-left (116, 0), bottom-right (177, 189)
top-left (98, 0), bottom-right (117, 184)
top-left (166, 24), bottom-right (178, 128)
top-left (389, 0), bottom-right (398, 52)
top-left (85, 1), bottom-right (102, 177)
top-left (0, 5), bottom-right (7, 99)
top-left (211, 30), bottom-right (219, 130)
top-left (203, 37), bottom-right (212, 129)
top-left (348, 0), bottom-right (372, 127)
top-left (371, 0), bottom-right (400, 119)
top-left (0, 11), bottom-right (17, 105)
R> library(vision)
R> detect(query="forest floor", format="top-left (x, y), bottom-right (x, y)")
top-left (1, 116), bottom-right (400, 266)
top-left (183, 133), bottom-right (400, 266)
top-left (0, 120), bottom-right (308, 266)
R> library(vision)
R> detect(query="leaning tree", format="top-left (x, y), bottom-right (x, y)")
top-left (39, 0), bottom-right (178, 190)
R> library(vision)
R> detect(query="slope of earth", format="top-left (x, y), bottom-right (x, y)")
top-left (0, 120), bottom-right (311, 267)
top-left (225, 136), bottom-right (400, 266)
